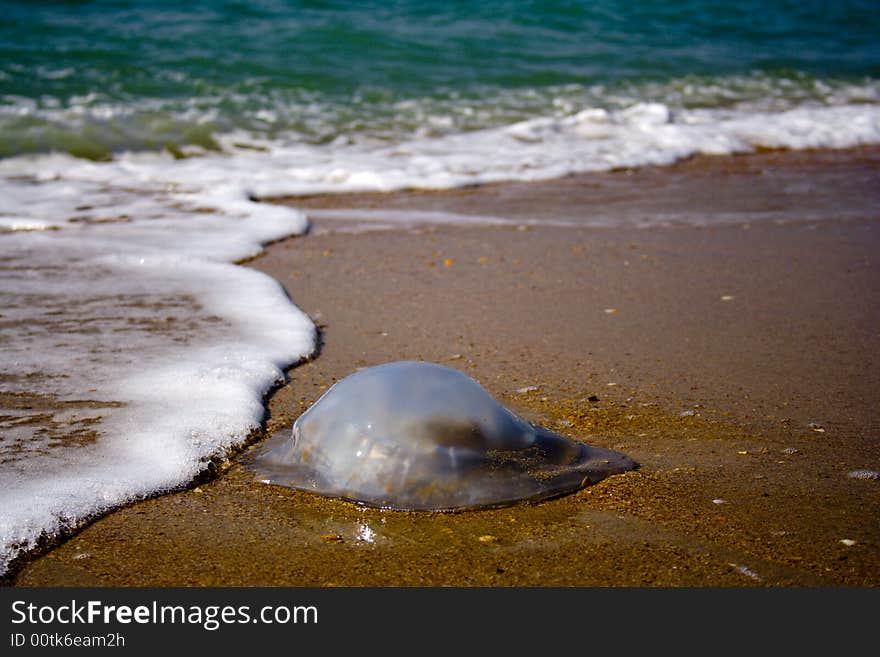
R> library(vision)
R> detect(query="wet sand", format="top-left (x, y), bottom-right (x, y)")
top-left (11, 148), bottom-right (880, 586)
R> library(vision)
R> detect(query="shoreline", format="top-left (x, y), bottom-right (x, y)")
top-left (274, 146), bottom-right (880, 229)
top-left (9, 147), bottom-right (880, 586)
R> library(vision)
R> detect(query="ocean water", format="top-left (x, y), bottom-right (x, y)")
top-left (1, 1), bottom-right (880, 575)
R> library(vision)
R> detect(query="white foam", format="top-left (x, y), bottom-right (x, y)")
top-left (0, 158), bottom-right (313, 575)
top-left (8, 99), bottom-right (858, 206)
top-left (227, 102), bottom-right (880, 197)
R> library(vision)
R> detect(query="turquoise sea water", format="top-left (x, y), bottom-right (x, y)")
top-left (2, 0), bottom-right (879, 159)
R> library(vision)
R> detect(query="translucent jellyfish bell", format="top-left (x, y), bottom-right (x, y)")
top-left (247, 361), bottom-right (636, 510)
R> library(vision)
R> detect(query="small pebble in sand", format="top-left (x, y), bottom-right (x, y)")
top-left (808, 422), bottom-right (825, 432)
top-left (478, 535), bottom-right (498, 544)
top-left (680, 409), bottom-right (695, 417)
top-left (712, 498), bottom-right (726, 505)
top-left (604, 308), bottom-right (618, 314)
top-left (781, 447), bottom-right (800, 455)
top-left (839, 539), bottom-right (857, 547)
top-left (320, 534), bottom-right (344, 543)
top-left (72, 552), bottom-right (91, 560)
top-left (720, 295), bottom-right (735, 301)
top-left (587, 395), bottom-right (600, 402)
top-left (517, 385), bottom-right (539, 394)
top-left (847, 470), bottom-right (879, 480)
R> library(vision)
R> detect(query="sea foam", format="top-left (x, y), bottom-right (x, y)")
top-left (0, 165), bottom-right (314, 576)
top-left (246, 101), bottom-right (880, 197)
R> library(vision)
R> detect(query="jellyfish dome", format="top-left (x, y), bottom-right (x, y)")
top-left (247, 361), bottom-right (636, 510)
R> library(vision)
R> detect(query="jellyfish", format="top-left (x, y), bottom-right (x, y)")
top-left (246, 361), bottom-right (636, 510)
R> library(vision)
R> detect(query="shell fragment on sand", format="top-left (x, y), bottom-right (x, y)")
top-left (847, 470), bottom-right (879, 480)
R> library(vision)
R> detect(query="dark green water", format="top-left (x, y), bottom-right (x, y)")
top-left (2, 0), bottom-right (879, 158)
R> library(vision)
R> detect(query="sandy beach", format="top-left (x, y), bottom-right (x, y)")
top-left (10, 147), bottom-right (880, 587)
